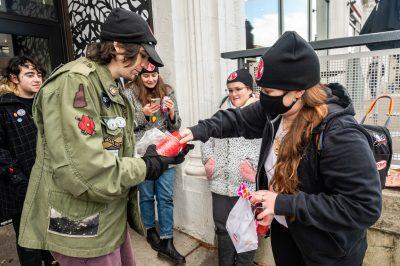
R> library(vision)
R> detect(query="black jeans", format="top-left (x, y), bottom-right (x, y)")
top-left (212, 193), bottom-right (256, 266)
top-left (12, 214), bottom-right (55, 266)
top-left (270, 219), bottom-right (305, 266)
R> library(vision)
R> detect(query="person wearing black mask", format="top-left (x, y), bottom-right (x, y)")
top-left (179, 31), bottom-right (381, 265)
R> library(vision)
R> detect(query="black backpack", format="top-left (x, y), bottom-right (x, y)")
top-left (316, 96), bottom-right (393, 189)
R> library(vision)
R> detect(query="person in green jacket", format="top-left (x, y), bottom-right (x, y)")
top-left (17, 8), bottom-right (192, 265)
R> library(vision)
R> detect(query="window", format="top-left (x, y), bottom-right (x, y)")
top-left (245, 0), bottom-right (279, 48)
top-left (245, 0), bottom-right (330, 48)
top-left (283, 0), bottom-right (308, 40)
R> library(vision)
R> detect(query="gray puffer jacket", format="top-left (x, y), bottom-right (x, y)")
top-left (201, 97), bottom-right (261, 196)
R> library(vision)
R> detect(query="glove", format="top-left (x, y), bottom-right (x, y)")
top-left (141, 144), bottom-right (195, 180)
top-left (204, 158), bottom-right (215, 180)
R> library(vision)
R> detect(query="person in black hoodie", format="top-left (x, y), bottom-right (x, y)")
top-left (0, 56), bottom-right (55, 265)
top-left (179, 31), bottom-right (382, 265)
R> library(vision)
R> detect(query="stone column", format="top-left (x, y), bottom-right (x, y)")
top-left (152, 0), bottom-right (245, 244)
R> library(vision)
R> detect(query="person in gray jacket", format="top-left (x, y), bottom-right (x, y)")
top-left (201, 69), bottom-right (261, 266)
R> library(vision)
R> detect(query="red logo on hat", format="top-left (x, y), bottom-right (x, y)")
top-left (147, 63), bottom-right (155, 72)
top-left (256, 59), bottom-right (264, 80)
top-left (228, 72), bottom-right (238, 81)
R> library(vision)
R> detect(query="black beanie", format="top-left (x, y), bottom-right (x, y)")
top-left (226, 68), bottom-right (253, 89)
top-left (140, 63), bottom-right (159, 75)
top-left (255, 31), bottom-right (320, 90)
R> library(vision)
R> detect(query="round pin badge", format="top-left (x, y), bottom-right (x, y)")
top-left (115, 117), bottom-right (126, 128)
top-left (17, 118), bottom-right (23, 123)
top-left (151, 115), bottom-right (157, 123)
top-left (256, 59), bottom-right (264, 81)
top-left (109, 87), bottom-right (118, 96)
top-left (147, 63), bottom-right (156, 72)
top-left (227, 72), bottom-right (238, 81)
top-left (106, 119), bottom-right (118, 130)
top-left (17, 109), bottom-right (26, 116)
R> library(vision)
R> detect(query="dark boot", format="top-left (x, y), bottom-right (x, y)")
top-left (158, 238), bottom-right (186, 264)
top-left (146, 227), bottom-right (161, 252)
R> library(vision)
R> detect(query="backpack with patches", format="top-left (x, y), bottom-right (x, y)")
top-left (316, 96), bottom-right (393, 189)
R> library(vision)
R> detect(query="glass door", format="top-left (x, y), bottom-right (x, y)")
top-left (0, 0), bottom-right (69, 75)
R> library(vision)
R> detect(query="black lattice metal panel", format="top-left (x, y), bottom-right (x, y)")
top-left (68, 0), bottom-right (153, 58)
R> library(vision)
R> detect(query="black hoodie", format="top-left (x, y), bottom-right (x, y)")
top-left (0, 93), bottom-right (37, 221)
top-left (190, 83), bottom-right (381, 265)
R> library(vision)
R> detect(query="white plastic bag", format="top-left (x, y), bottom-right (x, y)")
top-left (135, 128), bottom-right (165, 156)
top-left (226, 197), bottom-right (258, 253)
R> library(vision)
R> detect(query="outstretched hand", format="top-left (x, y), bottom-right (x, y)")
top-left (179, 128), bottom-right (194, 144)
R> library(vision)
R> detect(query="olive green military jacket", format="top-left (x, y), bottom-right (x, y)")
top-left (18, 57), bottom-right (146, 258)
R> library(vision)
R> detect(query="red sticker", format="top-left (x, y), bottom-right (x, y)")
top-left (256, 59), bottom-right (264, 80)
top-left (147, 63), bottom-right (155, 72)
top-left (77, 115), bottom-right (95, 136)
top-left (227, 71), bottom-right (238, 81)
top-left (376, 160), bottom-right (387, 171)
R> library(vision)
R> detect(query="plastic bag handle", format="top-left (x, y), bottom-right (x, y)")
top-left (360, 95), bottom-right (394, 127)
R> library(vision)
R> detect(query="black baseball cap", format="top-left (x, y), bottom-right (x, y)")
top-left (100, 8), bottom-right (164, 67)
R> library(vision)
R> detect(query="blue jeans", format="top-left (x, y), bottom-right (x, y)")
top-left (139, 167), bottom-right (175, 238)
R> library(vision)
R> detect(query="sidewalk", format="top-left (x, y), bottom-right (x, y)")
top-left (0, 224), bottom-right (218, 266)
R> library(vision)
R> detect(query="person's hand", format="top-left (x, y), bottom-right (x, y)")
top-left (141, 144), bottom-right (195, 180)
top-left (250, 190), bottom-right (278, 226)
top-left (179, 128), bottom-right (194, 144)
top-left (162, 97), bottom-right (174, 112)
top-left (239, 160), bottom-right (256, 182)
top-left (204, 157), bottom-right (215, 179)
top-left (163, 97), bottom-right (175, 120)
top-left (143, 103), bottom-right (160, 116)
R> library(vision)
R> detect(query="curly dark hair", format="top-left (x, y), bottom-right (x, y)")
top-left (0, 55), bottom-right (46, 95)
top-left (2, 55), bottom-right (46, 78)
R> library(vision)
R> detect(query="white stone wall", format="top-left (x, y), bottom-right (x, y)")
top-left (152, 0), bottom-right (245, 244)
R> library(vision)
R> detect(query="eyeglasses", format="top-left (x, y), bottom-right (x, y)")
top-left (225, 87), bottom-right (247, 94)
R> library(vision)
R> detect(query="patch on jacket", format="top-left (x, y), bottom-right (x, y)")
top-left (101, 92), bottom-right (111, 108)
top-left (73, 84), bottom-right (87, 108)
top-left (48, 208), bottom-right (99, 237)
top-left (102, 136), bottom-right (123, 149)
top-left (76, 115), bottom-right (95, 135)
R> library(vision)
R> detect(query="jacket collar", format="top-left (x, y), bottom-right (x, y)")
top-left (93, 61), bottom-right (125, 106)
top-left (0, 92), bottom-right (23, 105)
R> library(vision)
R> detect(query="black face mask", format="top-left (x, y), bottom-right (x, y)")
top-left (260, 91), bottom-right (297, 116)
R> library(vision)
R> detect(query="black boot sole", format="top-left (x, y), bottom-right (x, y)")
top-left (157, 251), bottom-right (186, 264)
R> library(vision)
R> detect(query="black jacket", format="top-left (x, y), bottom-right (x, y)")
top-left (360, 0), bottom-right (400, 50)
top-left (0, 93), bottom-right (37, 221)
top-left (190, 83), bottom-right (381, 265)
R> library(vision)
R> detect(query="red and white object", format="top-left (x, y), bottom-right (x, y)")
top-left (156, 131), bottom-right (187, 157)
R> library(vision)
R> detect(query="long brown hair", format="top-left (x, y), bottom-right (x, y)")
top-left (133, 74), bottom-right (172, 106)
top-left (271, 84), bottom-right (329, 194)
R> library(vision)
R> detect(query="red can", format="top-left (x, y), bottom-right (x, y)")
top-left (156, 131), bottom-right (187, 157)
top-left (252, 202), bottom-right (270, 236)
top-left (160, 96), bottom-right (169, 113)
